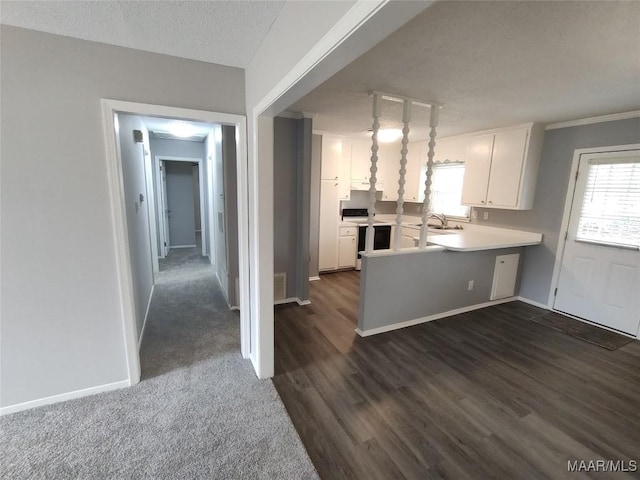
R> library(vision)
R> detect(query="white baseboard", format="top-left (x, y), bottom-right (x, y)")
top-left (356, 297), bottom-right (517, 337)
top-left (230, 305), bottom-right (240, 311)
top-left (274, 297), bottom-right (311, 306)
top-left (309, 276), bottom-right (321, 282)
top-left (0, 379), bottom-right (131, 416)
top-left (516, 296), bottom-right (550, 310)
top-left (170, 245), bottom-right (196, 249)
top-left (138, 285), bottom-right (155, 350)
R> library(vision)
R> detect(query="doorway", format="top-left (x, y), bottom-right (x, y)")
top-left (554, 147), bottom-right (640, 336)
top-left (102, 99), bottom-right (250, 385)
top-left (156, 157), bottom-right (206, 258)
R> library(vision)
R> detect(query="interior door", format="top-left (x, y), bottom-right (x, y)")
top-left (161, 160), bottom-right (170, 256)
top-left (554, 149), bottom-right (640, 335)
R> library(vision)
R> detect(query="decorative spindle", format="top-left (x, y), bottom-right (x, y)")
top-left (419, 105), bottom-right (440, 248)
top-left (394, 100), bottom-right (412, 251)
top-left (366, 94), bottom-right (380, 253)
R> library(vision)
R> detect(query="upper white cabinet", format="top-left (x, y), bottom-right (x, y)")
top-left (321, 135), bottom-right (351, 201)
top-left (461, 123), bottom-right (544, 210)
top-left (461, 134), bottom-right (494, 206)
top-left (350, 140), bottom-right (371, 181)
top-left (377, 143), bottom-right (424, 202)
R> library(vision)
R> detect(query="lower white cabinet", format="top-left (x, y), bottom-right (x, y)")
top-left (319, 180), bottom-right (339, 271)
top-left (490, 253), bottom-right (520, 300)
top-left (338, 236), bottom-right (357, 268)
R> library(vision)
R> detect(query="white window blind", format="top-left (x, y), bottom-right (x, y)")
top-left (428, 163), bottom-right (470, 218)
top-left (576, 158), bottom-right (640, 247)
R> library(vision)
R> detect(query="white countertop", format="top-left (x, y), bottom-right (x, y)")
top-left (413, 224), bottom-right (542, 251)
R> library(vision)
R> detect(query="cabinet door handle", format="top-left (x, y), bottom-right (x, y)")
top-left (481, 200), bottom-right (485, 204)
top-left (488, 200), bottom-right (493, 204)
top-left (335, 176), bottom-right (338, 180)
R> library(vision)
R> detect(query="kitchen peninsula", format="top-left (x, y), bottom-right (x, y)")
top-left (357, 221), bottom-right (543, 336)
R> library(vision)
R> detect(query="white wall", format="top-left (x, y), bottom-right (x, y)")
top-left (0, 25), bottom-right (244, 410)
top-left (115, 115), bottom-right (154, 340)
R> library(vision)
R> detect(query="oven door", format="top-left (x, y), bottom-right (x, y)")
top-left (357, 225), bottom-right (392, 261)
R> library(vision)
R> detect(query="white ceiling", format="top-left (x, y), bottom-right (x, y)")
top-left (139, 116), bottom-right (213, 141)
top-left (291, 0), bottom-right (640, 139)
top-left (0, 0), bottom-right (284, 68)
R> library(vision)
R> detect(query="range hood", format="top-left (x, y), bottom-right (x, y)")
top-left (351, 181), bottom-right (384, 192)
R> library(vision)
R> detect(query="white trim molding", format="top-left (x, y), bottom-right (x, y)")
top-left (309, 276), bottom-right (321, 281)
top-left (138, 285), bottom-right (155, 350)
top-left (0, 380), bottom-right (131, 416)
top-left (516, 296), bottom-right (550, 310)
top-left (545, 111), bottom-right (640, 130)
top-left (356, 297), bottom-right (516, 337)
top-left (274, 297), bottom-right (311, 306)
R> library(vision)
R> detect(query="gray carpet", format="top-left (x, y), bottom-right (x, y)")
top-left (0, 246), bottom-right (318, 479)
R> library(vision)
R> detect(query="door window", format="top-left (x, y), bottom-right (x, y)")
top-left (575, 157), bottom-right (640, 248)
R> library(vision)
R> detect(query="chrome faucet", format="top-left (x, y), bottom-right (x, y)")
top-left (428, 213), bottom-right (448, 228)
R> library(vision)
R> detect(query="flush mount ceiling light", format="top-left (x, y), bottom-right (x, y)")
top-left (375, 128), bottom-right (403, 143)
top-left (168, 121), bottom-right (198, 138)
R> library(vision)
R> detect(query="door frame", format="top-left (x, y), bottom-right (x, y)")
top-left (548, 142), bottom-right (640, 338)
top-left (155, 156), bottom-right (206, 257)
top-left (101, 99), bottom-right (250, 385)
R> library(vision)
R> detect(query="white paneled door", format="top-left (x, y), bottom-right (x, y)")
top-left (554, 150), bottom-right (640, 335)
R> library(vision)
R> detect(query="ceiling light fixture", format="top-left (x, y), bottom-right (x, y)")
top-left (376, 128), bottom-right (403, 143)
top-left (168, 121), bottom-right (197, 138)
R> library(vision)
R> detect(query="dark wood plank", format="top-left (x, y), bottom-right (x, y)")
top-left (274, 271), bottom-right (640, 479)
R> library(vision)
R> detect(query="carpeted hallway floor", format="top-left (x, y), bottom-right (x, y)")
top-left (0, 245), bottom-right (318, 479)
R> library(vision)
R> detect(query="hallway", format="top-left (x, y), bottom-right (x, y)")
top-left (1, 245), bottom-right (317, 479)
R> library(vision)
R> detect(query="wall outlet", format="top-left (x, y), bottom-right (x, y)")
top-left (416, 204), bottom-right (421, 213)
top-left (467, 280), bottom-right (474, 291)
top-left (483, 211), bottom-right (489, 220)
top-left (471, 209), bottom-right (478, 220)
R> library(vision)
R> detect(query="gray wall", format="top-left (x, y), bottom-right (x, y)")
top-left (0, 25), bottom-right (244, 409)
top-left (472, 118), bottom-right (640, 304)
top-left (309, 134), bottom-right (322, 278)
top-left (165, 161), bottom-right (197, 247)
top-left (116, 115), bottom-right (154, 339)
top-left (359, 247), bottom-right (522, 332)
top-left (273, 117), bottom-right (312, 301)
top-left (193, 165), bottom-right (201, 231)
top-left (150, 138), bottom-right (205, 160)
top-left (223, 126), bottom-right (240, 307)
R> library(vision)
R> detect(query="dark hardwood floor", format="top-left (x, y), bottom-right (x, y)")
top-left (273, 271), bottom-right (640, 480)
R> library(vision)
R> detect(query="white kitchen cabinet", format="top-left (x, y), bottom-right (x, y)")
top-left (338, 227), bottom-right (357, 268)
top-left (400, 225), bottom-right (420, 249)
top-left (378, 144), bottom-right (399, 201)
top-left (378, 143), bottom-right (424, 202)
top-left (350, 140), bottom-right (371, 181)
top-left (490, 253), bottom-right (520, 300)
top-left (461, 134), bottom-right (494, 206)
top-left (461, 123), bottom-right (544, 210)
top-left (319, 180), bottom-right (339, 271)
top-left (321, 135), bottom-right (351, 201)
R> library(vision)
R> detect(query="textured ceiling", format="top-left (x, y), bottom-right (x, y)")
top-left (291, 0), bottom-right (640, 139)
top-left (0, 0), bottom-right (285, 68)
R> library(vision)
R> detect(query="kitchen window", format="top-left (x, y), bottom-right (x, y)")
top-left (422, 162), bottom-right (470, 218)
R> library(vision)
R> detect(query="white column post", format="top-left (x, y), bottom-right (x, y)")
top-left (366, 94), bottom-right (380, 253)
top-left (418, 105), bottom-right (440, 248)
top-left (394, 100), bottom-right (412, 251)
